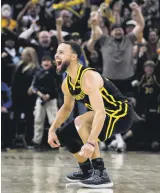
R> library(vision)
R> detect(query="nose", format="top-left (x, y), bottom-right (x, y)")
top-left (55, 52), bottom-right (61, 59)
top-left (55, 53), bottom-right (58, 59)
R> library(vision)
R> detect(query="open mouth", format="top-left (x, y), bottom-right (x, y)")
top-left (56, 59), bottom-right (62, 69)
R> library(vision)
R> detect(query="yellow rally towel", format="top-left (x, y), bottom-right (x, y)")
top-left (1, 18), bottom-right (17, 31)
top-left (52, 0), bottom-right (85, 10)
top-left (100, 1), bottom-right (115, 24)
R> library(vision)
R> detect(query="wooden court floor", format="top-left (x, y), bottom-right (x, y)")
top-left (1, 149), bottom-right (160, 193)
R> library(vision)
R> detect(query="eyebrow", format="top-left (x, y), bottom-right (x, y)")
top-left (56, 49), bottom-right (63, 52)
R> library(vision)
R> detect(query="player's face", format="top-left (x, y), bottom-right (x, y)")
top-left (55, 43), bottom-right (74, 75)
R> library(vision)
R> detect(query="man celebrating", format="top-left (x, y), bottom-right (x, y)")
top-left (48, 41), bottom-right (134, 188)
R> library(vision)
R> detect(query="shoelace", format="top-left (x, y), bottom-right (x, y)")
top-left (74, 168), bottom-right (83, 175)
top-left (89, 169), bottom-right (101, 180)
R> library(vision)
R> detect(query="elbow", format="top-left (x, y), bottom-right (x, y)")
top-left (86, 40), bottom-right (94, 52)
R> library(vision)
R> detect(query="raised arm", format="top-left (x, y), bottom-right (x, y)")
top-left (17, 1), bottom-right (32, 23)
top-left (130, 2), bottom-right (145, 39)
top-left (82, 71), bottom-right (106, 144)
top-left (87, 12), bottom-right (103, 52)
top-left (56, 17), bottom-right (64, 45)
top-left (19, 23), bottom-right (37, 39)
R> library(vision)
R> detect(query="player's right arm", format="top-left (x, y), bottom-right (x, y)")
top-left (48, 78), bottom-right (75, 148)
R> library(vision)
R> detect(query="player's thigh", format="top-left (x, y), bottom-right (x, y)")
top-left (74, 111), bottom-right (95, 129)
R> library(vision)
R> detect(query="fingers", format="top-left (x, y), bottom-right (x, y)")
top-left (48, 133), bottom-right (60, 148)
top-left (54, 137), bottom-right (60, 147)
top-left (78, 145), bottom-right (94, 159)
top-left (48, 139), bottom-right (59, 148)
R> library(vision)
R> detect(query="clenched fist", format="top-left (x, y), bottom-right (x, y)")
top-left (129, 2), bottom-right (140, 12)
top-left (56, 17), bottom-right (63, 27)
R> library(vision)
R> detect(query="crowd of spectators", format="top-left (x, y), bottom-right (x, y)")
top-left (1, 0), bottom-right (160, 151)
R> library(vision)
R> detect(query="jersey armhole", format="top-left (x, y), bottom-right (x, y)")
top-left (80, 68), bottom-right (95, 95)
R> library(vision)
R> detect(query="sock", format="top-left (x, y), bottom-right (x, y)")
top-left (79, 159), bottom-right (93, 176)
top-left (92, 158), bottom-right (105, 171)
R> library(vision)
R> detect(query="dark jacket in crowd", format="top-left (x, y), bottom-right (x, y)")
top-left (32, 67), bottom-right (58, 100)
top-left (12, 63), bottom-right (37, 111)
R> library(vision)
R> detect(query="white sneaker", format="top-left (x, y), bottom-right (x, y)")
top-left (108, 139), bottom-right (117, 149)
top-left (116, 134), bottom-right (126, 152)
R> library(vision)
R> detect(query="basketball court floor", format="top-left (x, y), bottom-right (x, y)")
top-left (1, 149), bottom-right (160, 193)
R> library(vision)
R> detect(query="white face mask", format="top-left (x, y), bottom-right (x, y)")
top-left (2, 9), bottom-right (11, 18)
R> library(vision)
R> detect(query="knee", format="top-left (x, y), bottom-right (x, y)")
top-left (74, 116), bottom-right (90, 133)
top-left (74, 116), bottom-right (82, 127)
top-left (74, 116), bottom-right (84, 134)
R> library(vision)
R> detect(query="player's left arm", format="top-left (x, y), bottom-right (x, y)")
top-left (82, 70), bottom-right (106, 145)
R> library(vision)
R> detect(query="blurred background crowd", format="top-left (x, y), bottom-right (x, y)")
top-left (1, 0), bottom-right (160, 152)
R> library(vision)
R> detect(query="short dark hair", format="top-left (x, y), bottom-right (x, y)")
top-left (111, 23), bottom-right (123, 31)
top-left (42, 55), bottom-right (53, 63)
top-left (62, 41), bottom-right (82, 59)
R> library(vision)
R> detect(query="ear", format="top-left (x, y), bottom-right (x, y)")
top-left (71, 53), bottom-right (77, 61)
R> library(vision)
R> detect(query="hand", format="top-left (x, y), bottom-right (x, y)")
top-left (2, 52), bottom-right (8, 58)
top-left (48, 130), bottom-right (60, 148)
top-left (113, 1), bottom-right (122, 13)
top-left (30, 22), bottom-right (40, 32)
top-left (1, 107), bottom-right (8, 113)
top-left (27, 87), bottom-right (34, 95)
top-left (42, 94), bottom-right (50, 102)
top-left (90, 11), bottom-right (99, 26)
top-left (56, 17), bottom-right (63, 27)
top-left (129, 2), bottom-right (140, 12)
top-left (78, 143), bottom-right (95, 159)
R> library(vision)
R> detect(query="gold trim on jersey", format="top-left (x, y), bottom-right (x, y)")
top-left (79, 67), bottom-right (95, 93)
top-left (67, 66), bottom-right (129, 141)
top-left (68, 64), bottom-right (83, 90)
top-left (106, 103), bottom-right (128, 140)
top-left (86, 102), bottom-right (128, 141)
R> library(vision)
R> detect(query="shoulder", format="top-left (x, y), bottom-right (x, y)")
top-left (95, 35), bottom-right (109, 47)
top-left (61, 77), bottom-right (69, 94)
top-left (82, 70), bottom-right (103, 93)
top-left (125, 33), bottom-right (137, 43)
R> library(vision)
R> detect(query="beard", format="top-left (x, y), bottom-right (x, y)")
top-left (41, 41), bottom-right (50, 48)
top-left (114, 34), bottom-right (123, 40)
top-left (56, 60), bottom-right (70, 75)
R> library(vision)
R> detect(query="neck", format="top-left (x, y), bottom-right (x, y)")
top-left (66, 61), bottom-right (80, 83)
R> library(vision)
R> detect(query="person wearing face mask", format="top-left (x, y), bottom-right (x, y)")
top-left (1, 4), bottom-right (17, 31)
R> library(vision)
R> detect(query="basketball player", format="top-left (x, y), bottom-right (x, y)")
top-left (48, 42), bottom-right (133, 188)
